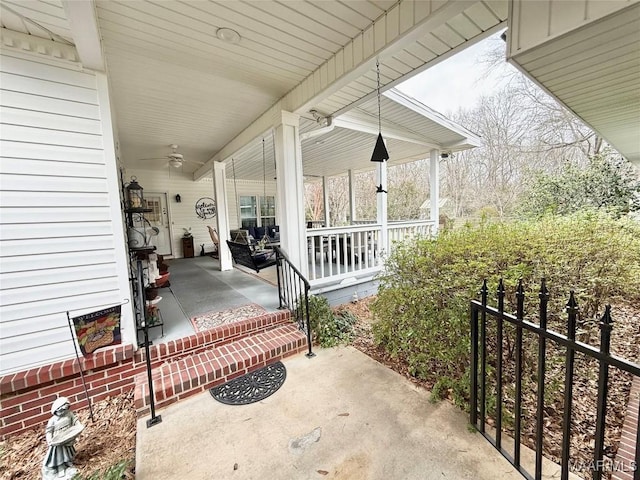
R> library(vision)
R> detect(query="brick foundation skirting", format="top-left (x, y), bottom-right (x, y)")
top-left (0, 310), bottom-right (294, 439)
top-left (611, 376), bottom-right (639, 480)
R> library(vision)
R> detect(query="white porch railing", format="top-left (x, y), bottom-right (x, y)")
top-left (306, 220), bottom-right (435, 285)
top-left (388, 220), bottom-right (434, 251)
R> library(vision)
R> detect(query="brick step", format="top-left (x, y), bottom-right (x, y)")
top-left (134, 323), bottom-right (307, 414)
top-left (146, 310), bottom-right (292, 367)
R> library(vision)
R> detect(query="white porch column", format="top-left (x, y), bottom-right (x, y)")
top-left (430, 149), bottom-right (440, 236)
top-left (213, 161), bottom-right (233, 270)
top-left (376, 163), bottom-right (388, 254)
top-left (322, 176), bottom-right (330, 228)
top-left (274, 111), bottom-right (308, 277)
top-left (348, 169), bottom-right (356, 224)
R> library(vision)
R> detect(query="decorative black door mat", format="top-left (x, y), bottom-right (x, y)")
top-left (210, 361), bottom-right (286, 405)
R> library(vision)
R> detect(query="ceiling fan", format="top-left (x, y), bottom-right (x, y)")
top-left (139, 144), bottom-right (204, 168)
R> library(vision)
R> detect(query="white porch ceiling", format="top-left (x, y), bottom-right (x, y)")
top-left (1, 0), bottom-right (506, 177)
top-left (225, 88), bottom-right (482, 181)
top-left (3, 0), bottom-right (637, 173)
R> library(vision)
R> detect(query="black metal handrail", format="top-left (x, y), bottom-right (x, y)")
top-left (470, 279), bottom-right (640, 480)
top-left (274, 246), bottom-right (314, 358)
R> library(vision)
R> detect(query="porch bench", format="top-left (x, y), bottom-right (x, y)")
top-left (226, 241), bottom-right (277, 273)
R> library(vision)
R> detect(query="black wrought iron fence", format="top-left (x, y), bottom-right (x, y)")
top-left (274, 246), bottom-right (314, 358)
top-left (470, 279), bottom-right (639, 480)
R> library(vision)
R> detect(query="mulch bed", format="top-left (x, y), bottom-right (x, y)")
top-left (1, 390), bottom-right (136, 480)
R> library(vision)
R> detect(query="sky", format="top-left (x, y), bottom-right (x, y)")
top-left (397, 31), bottom-right (514, 116)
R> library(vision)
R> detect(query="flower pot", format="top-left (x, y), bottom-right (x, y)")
top-left (145, 287), bottom-right (158, 300)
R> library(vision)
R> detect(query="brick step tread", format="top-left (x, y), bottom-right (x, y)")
top-left (145, 310), bottom-right (292, 363)
top-left (134, 323), bottom-right (307, 412)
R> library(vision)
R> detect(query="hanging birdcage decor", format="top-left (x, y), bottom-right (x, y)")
top-left (125, 176), bottom-right (145, 210)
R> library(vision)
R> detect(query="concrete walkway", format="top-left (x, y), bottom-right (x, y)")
top-left (136, 347), bottom-right (523, 480)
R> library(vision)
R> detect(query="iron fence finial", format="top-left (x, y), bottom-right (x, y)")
top-left (497, 279), bottom-right (505, 312)
top-left (516, 279), bottom-right (525, 320)
top-left (565, 291), bottom-right (579, 340)
top-left (480, 279), bottom-right (488, 306)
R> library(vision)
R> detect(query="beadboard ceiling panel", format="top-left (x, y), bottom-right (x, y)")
top-left (314, 0), bottom-right (507, 117)
top-left (508, 1), bottom-right (640, 164)
top-left (3, 0), bottom-right (502, 177)
top-left (92, 0), bottom-right (393, 174)
top-left (226, 88), bottom-right (481, 182)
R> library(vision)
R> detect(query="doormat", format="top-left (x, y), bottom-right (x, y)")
top-left (190, 304), bottom-right (267, 332)
top-left (210, 361), bottom-right (286, 405)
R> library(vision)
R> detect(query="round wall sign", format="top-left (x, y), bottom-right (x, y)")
top-left (195, 197), bottom-right (216, 219)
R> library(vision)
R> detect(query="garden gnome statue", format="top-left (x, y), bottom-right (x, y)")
top-left (41, 397), bottom-right (84, 480)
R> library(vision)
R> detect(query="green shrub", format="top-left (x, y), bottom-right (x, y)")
top-left (372, 212), bottom-right (640, 404)
top-left (306, 295), bottom-right (357, 348)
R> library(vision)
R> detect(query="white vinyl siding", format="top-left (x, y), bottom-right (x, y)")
top-left (0, 50), bottom-right (131, 375)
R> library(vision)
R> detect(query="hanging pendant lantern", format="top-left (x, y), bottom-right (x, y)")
top-left (370, 60), bottom-right (389, 163)
top-left (371, 132), bottom-right (389, 162)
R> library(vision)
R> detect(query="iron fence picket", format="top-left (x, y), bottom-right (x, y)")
top-left (593, 306), bottom-right (613, 480)
top-left (496, 279), bottom-right (505, 450)
top-left (480, 280), bottom-right (488, 435)
top-left (535, 279), bottom-right (549, 480)
top-left (514, 280), bottom-right (525, 469)
top-left (470, 279), bottom-right (640, 480)
top-left (561, 292), bottom-right (578, 480)
top-left (470, 307), bottom-right (479, 427)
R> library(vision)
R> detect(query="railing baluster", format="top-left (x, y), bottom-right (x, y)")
top-left (480, 280), bottom-right (488, 434)
top-left (593, 306), bottom-right (613, 480)
top-left (304, 282), bottom-right (314, 357)
top-left (535, 278), bottom-right (549, 480)
top-left (496, 279), bottom-right (505, 450)
top-left (514, 280), bottom-right (525, 468)
top-left (275, 250), bottom-right (284, 309)
top-left (561, 292), bottom-right (579, 480)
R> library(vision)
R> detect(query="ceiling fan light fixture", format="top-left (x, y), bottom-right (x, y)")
top-left (217, 27), bottom-right (241, 44)
top-left (169, 158), bottom-right (182, 168)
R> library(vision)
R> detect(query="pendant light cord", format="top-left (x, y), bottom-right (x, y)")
top-left (376, 59), bottom-right (382, 134)
top-left (232, 157), bottom-right (240, 225)
top-left (262, 138), bottom-right (266, 202)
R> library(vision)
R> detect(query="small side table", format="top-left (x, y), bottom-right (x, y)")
top-left (182, 236), bottom-right (194, 258)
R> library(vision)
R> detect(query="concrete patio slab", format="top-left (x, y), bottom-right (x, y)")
top-left (136, 346), bottom-right (525, 479)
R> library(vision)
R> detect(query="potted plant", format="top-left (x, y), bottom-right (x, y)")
top-left (183, 227), bottom-right (192, 237)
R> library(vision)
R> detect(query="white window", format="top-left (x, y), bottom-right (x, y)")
top-left (239, 195), bottom-right (275, 229)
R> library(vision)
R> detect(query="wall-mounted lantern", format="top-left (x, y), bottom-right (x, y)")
top-left (175, 194), bottom-right (181, 203)
top-left (125, 176), bottom-right (144, 210)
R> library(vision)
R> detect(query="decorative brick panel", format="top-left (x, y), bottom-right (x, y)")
top-left (612, 376), bottom-right (639, 480)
